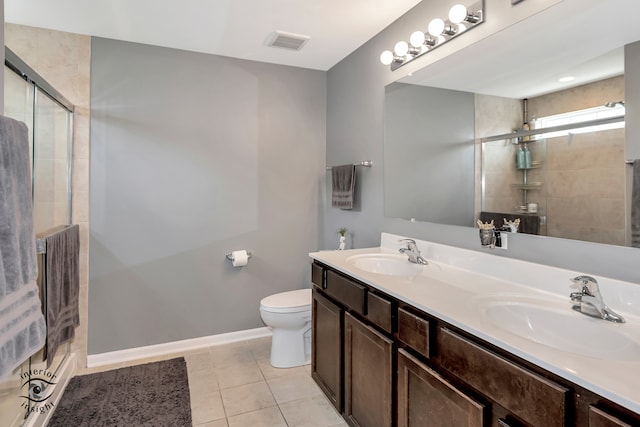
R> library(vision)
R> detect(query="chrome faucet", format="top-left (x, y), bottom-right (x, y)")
top-left (398, 239), bottom-right (428, 265)
top-left (569, 275), bottom-right (625, 323)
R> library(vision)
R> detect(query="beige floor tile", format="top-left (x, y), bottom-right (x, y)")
top-left (186, 350), bottom-right (216, 371)
top-left (279, 394), bottom-right (344, 427)
top-left (189, 366), bottom-right (220, 396)
top-left (266, 371), bottom-right (323, 404)
top-left (190, 388), bottom-right (226, 425)
top-left (211, 344), bottom-right (255, 368)
top-left (256, 358), bottom-right (306, 379)
top-left (227, 406), bottom-right (287, 427)
top-left (246, 337), bottom-right (272, 360)
top-left (220, 381), bottom-right (276, 416)
top-left (216, 361), bottom-right (264, 390)
top-left (194, 419), bottom-right (228, 427)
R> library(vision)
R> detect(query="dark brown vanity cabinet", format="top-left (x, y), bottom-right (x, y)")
top-left (312, 262), bottom-right (395, 426)
top-left (311, 262), bottom-right (640, 427)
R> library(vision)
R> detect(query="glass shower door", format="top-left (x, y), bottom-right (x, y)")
top-left (1, 61), bottom-right (73, 426)
top-left (32, 88), bottom-right (73, 233)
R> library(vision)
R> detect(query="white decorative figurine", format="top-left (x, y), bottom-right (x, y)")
top-left (503, 218), bottom-right (520, 233)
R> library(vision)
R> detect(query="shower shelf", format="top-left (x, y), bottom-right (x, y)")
top-left (511, 182), bottom-right (543, 190)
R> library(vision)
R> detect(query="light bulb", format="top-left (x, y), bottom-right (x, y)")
top-left (394, 41), bottom-right (409, 56)
top-left (409, 31), bottom-right (426, 48)
top-left (428, 18), bottom-right (445, 37)
top-left (449, 4), bottom-right (468, 24)
top-left (380, 50), bottom-right (394, 65)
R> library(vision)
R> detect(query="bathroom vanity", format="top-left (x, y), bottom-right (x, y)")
top-left (309, 233), bottom-right (640, 427)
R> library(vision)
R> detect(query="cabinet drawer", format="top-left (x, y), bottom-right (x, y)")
top-left (397, 307), bottom-right (431, 358)
top-left (365, 292), bottom-right (393, 334)
top-left (325, 270), bottom-right (366, 315)
top-left (311, 263), bottom-right (324, 288)
top-left (589, 406), bottom-right (633, 427)
top-left (439, 328), bottom-right (568, 427)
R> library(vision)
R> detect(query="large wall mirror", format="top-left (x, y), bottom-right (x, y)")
top-left (384, 0), bottom-right (640, 247)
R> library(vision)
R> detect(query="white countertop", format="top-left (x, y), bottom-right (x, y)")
top-left (309, 233), bottom-right (640, 414)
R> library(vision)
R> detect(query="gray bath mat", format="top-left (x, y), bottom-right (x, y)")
top-left (48, 357), bottom-right (192, 426)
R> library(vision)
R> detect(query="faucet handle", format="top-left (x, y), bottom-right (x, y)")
top-left (570, 275), bottom-right (599, 296)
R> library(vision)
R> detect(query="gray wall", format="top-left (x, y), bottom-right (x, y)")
top-left (89, 38), bottom-right (326, 354)
top-left (325, 1), bottom-right (640, 283)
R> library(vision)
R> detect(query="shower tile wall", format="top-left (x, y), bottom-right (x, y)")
top-left (6, 23), bottom-right (91, 367)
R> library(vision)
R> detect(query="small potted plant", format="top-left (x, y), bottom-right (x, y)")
top-left (338, 227), bottom-right (347, 250)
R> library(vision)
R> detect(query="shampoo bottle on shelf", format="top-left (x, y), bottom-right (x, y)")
top-left (516, 145), bottom-right (526, 169)
top-left (523, 143), bottom-right (532, 169)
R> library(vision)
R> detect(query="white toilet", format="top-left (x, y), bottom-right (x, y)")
top-left (259, 288), bottom-right (312, 368)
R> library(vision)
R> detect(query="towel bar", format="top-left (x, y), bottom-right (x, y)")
top-left (326, 161), bottom-right (373, 170)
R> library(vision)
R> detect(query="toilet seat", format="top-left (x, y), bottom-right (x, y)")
top-left (260, 289), bottom-right (311, 313)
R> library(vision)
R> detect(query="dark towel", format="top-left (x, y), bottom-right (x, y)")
top-left (0, 116), bottom-right (46, 379)
top-left (331, 164), bottom-right (356, 210)
top-left (632, 161), bottom-right (640, 248)
top-left (40, 224), bottom-right (80, 366)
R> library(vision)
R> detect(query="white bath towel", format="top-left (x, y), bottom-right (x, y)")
top-left (0, 116), bottom-right (46, 379)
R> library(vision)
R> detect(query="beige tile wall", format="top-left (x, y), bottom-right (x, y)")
top-left (6, 23), bottom-right (91, 367)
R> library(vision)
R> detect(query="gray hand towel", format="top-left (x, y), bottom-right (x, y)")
top-left (632, 161), bottom-right (640, 248)
top-left (0, 116), bottom-right (47, 379)
top-left (41, 224), bottom-right (80, 366)
top-left (332, 164), bottom-right (356, 210)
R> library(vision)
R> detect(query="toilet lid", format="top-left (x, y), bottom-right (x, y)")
top-left (260, 289), bottom-right (311, 313)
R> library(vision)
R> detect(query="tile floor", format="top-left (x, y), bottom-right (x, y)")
top-left (78, 337), bottom-right (347, 427)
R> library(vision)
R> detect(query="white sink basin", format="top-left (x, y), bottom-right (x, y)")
top-left (345, 253), bottom-right (425, 277)
top-left (478, 296), bottom-right (640, 360)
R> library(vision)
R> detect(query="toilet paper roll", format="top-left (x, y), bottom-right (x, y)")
top-left (231, 250), bottom-right (249, 267)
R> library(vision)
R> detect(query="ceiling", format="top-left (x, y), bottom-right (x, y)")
top-left (4, 0), bottom-right (422, 71)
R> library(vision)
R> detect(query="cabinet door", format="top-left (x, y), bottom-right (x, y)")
top-left (312, 289), bottom-right (343, 412)
top-left (398, 349), bottom-right (485, 427)
top-left (344, 312), bottom-right (394, 427)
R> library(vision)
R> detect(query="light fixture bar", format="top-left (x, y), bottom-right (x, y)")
top-left (380, 0), bottom-right (484, 71)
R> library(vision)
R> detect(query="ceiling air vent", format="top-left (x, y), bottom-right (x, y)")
top-left (268, 31), bottom-right (310, 51)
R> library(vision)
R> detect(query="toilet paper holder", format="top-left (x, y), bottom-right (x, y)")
top-left (225, 251), bottom-right (252, 262)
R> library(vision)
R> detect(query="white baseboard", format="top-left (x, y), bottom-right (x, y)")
top-left (87, 327), bottom-right (272, 368)
top-left (23, 353), bottom-right (76, 427)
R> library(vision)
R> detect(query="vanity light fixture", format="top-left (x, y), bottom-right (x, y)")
top-left (380, 0), bottom-right (484, 71)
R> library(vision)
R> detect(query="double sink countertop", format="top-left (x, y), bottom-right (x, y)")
top-left (309, 232), bottom-right (640, 414)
